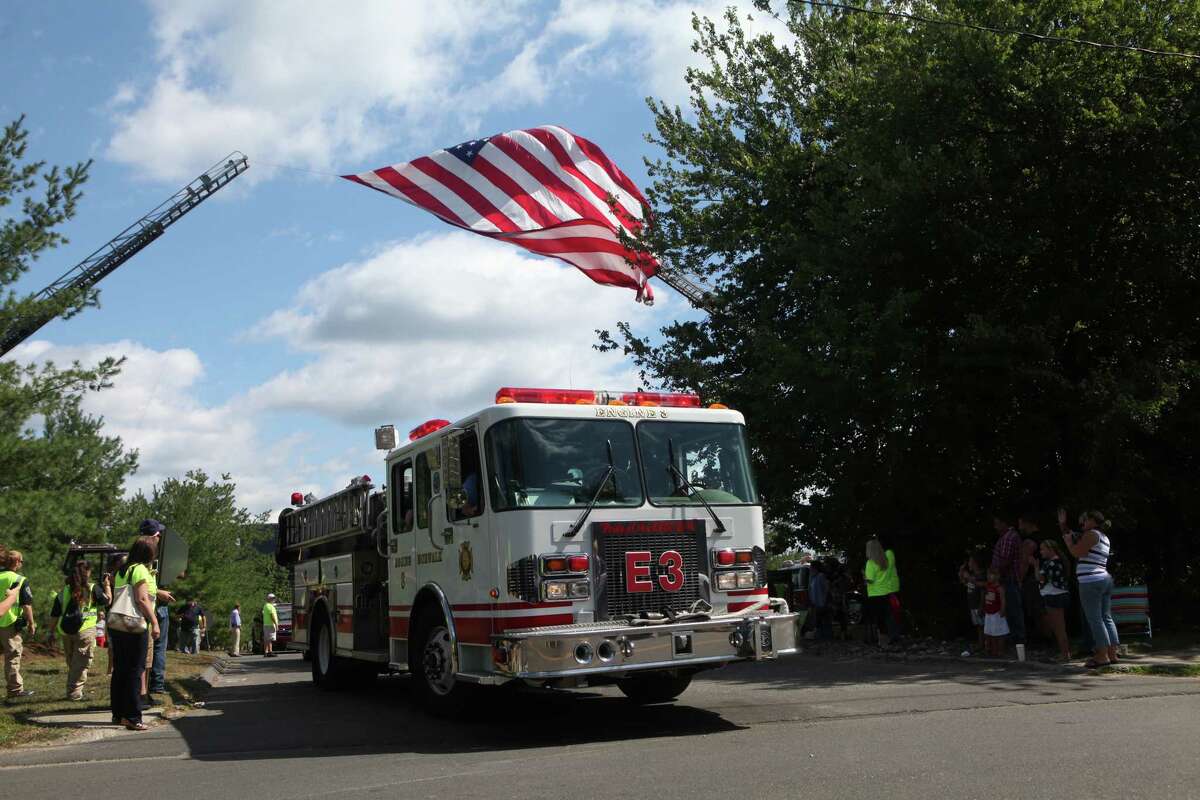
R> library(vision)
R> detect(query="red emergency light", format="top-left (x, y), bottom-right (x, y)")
top-left (409, 419), bottom-right (451, 441)
top-left (495, 387), bottom-right (702, 407)
top-left (290, 492), bottom-right (304, 507)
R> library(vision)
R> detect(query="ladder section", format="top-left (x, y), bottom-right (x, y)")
top-left (0, 152), bottom-right (249, 356)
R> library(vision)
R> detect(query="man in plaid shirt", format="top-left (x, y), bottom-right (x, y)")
top-left (991, 514), bottom-right (1025, 648)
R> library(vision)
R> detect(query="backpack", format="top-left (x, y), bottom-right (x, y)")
top-left (58, 587), bottom-right (85, 635)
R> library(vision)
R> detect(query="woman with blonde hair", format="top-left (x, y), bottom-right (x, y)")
top-left (1060, 508), bottom-right (1119, 668)
top-left (0, 547), bottom-right (36, 699)
top-left (863, 538), bottom-right (901, 645)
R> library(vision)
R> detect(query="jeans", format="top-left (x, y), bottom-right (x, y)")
top-left (1003, 578), bottom-right (1025, 644)
top-left (150, 605), bottom-right (168, 692)
top-left (1078, 574), bottom-right (1120, 649)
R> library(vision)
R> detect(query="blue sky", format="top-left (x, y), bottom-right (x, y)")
top-left (2, 1), bottom-right (781, 512)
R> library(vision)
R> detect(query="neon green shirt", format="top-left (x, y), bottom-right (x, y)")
top-left (263, 602), bottom-right (278, 627)
top-left (55, 584), bottom-right (100, 634)
top-left (0, 570), bottom-right (23, 628)
top-left (864, 549), bottom-right (900, 597)
top-left (115, 563), bottom-right (151, 590)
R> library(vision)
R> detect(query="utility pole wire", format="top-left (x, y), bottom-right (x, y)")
top-left (787, 0), bottom-right (1200, 61)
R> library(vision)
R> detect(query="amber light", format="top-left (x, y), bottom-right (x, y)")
top-left (409, 419), bottom-right (451, 441)
top-left (544, 557), bottom-right (568, 573)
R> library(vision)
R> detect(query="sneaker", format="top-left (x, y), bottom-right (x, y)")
top-left (7, 690), bottom-right (34, 699)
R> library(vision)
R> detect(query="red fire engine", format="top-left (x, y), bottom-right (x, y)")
top-left (276, 387), bottom-right (797, 713)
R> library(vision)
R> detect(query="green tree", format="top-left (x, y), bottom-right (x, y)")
top-left (117, 471), bottom-right (287, 649)
top-left (612, 1), bottom-right (1200, 628)
top-left (1, 116), bottom-right (134, 617)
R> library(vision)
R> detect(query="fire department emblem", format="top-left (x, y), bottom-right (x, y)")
top-left (458, 541), bottom-right (474, 581)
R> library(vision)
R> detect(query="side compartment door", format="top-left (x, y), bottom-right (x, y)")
top-left (387, 457), bottom-right (416, 663)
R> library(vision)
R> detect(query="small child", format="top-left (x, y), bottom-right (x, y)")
top-left (958, 554), bottom-right (985, 650)
top-left (981, 566), bottom-right (1009, 656)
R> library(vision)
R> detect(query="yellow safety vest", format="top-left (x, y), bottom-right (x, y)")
top-left (0, 570), bottom-right (23, 628)
top-left (56, 583), bottom-right (100, 635)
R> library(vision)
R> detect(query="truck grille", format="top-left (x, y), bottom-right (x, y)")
top-left (591, 519), bottom-right (707, 620)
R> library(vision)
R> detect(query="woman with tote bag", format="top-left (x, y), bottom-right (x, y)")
top-left (108, 536), bottom-right (160, 731)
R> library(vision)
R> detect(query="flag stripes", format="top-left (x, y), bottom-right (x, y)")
top-left (344, 125), bottom-right (657, 302)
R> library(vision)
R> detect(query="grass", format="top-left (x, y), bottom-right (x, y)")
top-left (0, 645), bottom-right (216, 749)
top-left (1114, 663), bottom-right (1200, 678)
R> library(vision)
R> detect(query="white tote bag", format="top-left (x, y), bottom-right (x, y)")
top-left (106, 572), bottom-right (147, 634)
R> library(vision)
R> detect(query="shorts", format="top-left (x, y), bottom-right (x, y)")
top-left (983, 612), bottom-right (1010, 637)
top-left (969, 609), bottom-right (983, 626)
top-left (1041, 592), bottom-right (1070, 610)
top-left (263, 625), bottom-right (277, 643)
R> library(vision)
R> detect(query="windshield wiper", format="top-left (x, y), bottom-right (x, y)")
top-left (668, 438), bottom-right (727, 533)
top-left (564, 439), bottom-right (615, 538)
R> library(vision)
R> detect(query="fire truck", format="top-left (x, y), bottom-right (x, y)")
top-left (276, 386), bottom-right (797, 713)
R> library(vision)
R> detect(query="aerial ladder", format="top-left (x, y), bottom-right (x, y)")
top-left (654, 267), bottom-right (714, 310)
top-left (0, 152), bottom-right (249, 357)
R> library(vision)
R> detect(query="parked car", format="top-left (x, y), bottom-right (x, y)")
top-left (252, 602), bottom-right (293, 654)
top-left (768, 563), bottom-right (811, 616)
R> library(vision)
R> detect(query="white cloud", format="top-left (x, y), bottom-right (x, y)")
top-left (8, 339), bottom-right (319, 513)
top-left (246, 230), bottom-right (673, 427)
top-left (107, 1), bottom-right (790, 183)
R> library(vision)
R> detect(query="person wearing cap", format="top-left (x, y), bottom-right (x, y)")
top-left (262, 594), bottom-right (279, 657)
top-left (138, 520), bottom-right (175, 702)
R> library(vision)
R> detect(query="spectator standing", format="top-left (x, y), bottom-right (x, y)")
top-left (1060, 508), bottom-right (1119, 668)
top-left (828, 560), bottom-right (850, 640)
top-left (863, 539), bottom-right (901, 645)
top-left (229, 604), bottom-right (242, 656)
top-left (0, 548), bottom-right (36, 699)
top-left (262, 593), bottom-right (279, 657)
top-left (103, 555), bottom-right (126, 677)
top-left (49, 560), bottom-right (110, 700)
top-left (958, 552), bottom-right (986, 650)
top-left (110, 536), bottom-right (159, 731)
top-left (808, 561), bottom-right (831, 640)
top-left (179, 599), bottom-right (202, 654)
top-left (990, 515), bottom-right (1025, 652)
top-left (138, 520), bottom-right (174, 702)
top-left (981, 566), bottom-right (1009, 656)
top-left (1037, 539), bottom-right (1072, 661)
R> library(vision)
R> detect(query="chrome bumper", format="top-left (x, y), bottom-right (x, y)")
top-left (491, 612), bottom-right (798, 680)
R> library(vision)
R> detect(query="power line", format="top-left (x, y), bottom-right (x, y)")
top-left (788, 0), bottom-right (1200, 61)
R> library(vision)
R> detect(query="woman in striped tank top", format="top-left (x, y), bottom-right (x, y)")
top-left (1059, 508), bottom-right (1119, 667)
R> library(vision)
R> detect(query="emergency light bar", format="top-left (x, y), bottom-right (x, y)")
top-left (409, 419), bottom-right (451, 440)
top-left (495, 387), bottom-right (703, 408)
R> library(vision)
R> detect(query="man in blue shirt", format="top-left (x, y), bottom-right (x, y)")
top-left (808, 561), bottom-right (832, 641)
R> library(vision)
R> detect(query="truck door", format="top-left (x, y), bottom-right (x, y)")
top-left (386, 456), bottom-right (416, 663)
top-left (414, 426), bottom-right (494, 653)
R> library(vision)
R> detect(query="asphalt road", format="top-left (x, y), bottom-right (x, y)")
top-left (4, 653), bottom-right (1199, 799)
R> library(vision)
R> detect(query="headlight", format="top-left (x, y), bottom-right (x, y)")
top-left (543, 581), bottom-right (569, 600)
top-left (716, 572), bottom-right (738, 591)
top-left (735, 570), bottom-right (756, 589)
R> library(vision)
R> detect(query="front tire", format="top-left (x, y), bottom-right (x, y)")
top-left (617, 671), bottom-right (693, 704)
top-left (410, 605), bottom-right (471, 715)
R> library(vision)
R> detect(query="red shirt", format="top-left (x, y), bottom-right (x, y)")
top-left (982, 582), bottom-right (1003, 615)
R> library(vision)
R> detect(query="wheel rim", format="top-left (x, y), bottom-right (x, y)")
top-left (317, 623), bottom-right (331, 676)
top-left (422, 626), bottom-right (455, 696)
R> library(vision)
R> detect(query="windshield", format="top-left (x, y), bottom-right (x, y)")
top-left (637, 421), bottom-right (758, 505)
top-left (486, 418), bottom-right (643, 510)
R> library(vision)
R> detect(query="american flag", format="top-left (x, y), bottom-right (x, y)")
top-left (343, 126), bottom-right (657, 303)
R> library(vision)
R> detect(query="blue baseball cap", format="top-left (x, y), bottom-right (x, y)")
top-left (139, 519), bottom-right (166, 535)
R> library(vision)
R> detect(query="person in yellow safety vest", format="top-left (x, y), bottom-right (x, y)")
top-left (262, 594), bottom-right (279, 657)
top-left (50, 560), bottom-right (111, 700)
top-left (0, 547), bottom-right (37, 699)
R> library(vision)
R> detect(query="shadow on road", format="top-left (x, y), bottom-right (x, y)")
top-left (174, 655), bottom-right (743, 761)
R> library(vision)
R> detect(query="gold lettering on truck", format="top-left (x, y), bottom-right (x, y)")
top-left (594, 407), bottom-right (668, 419)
